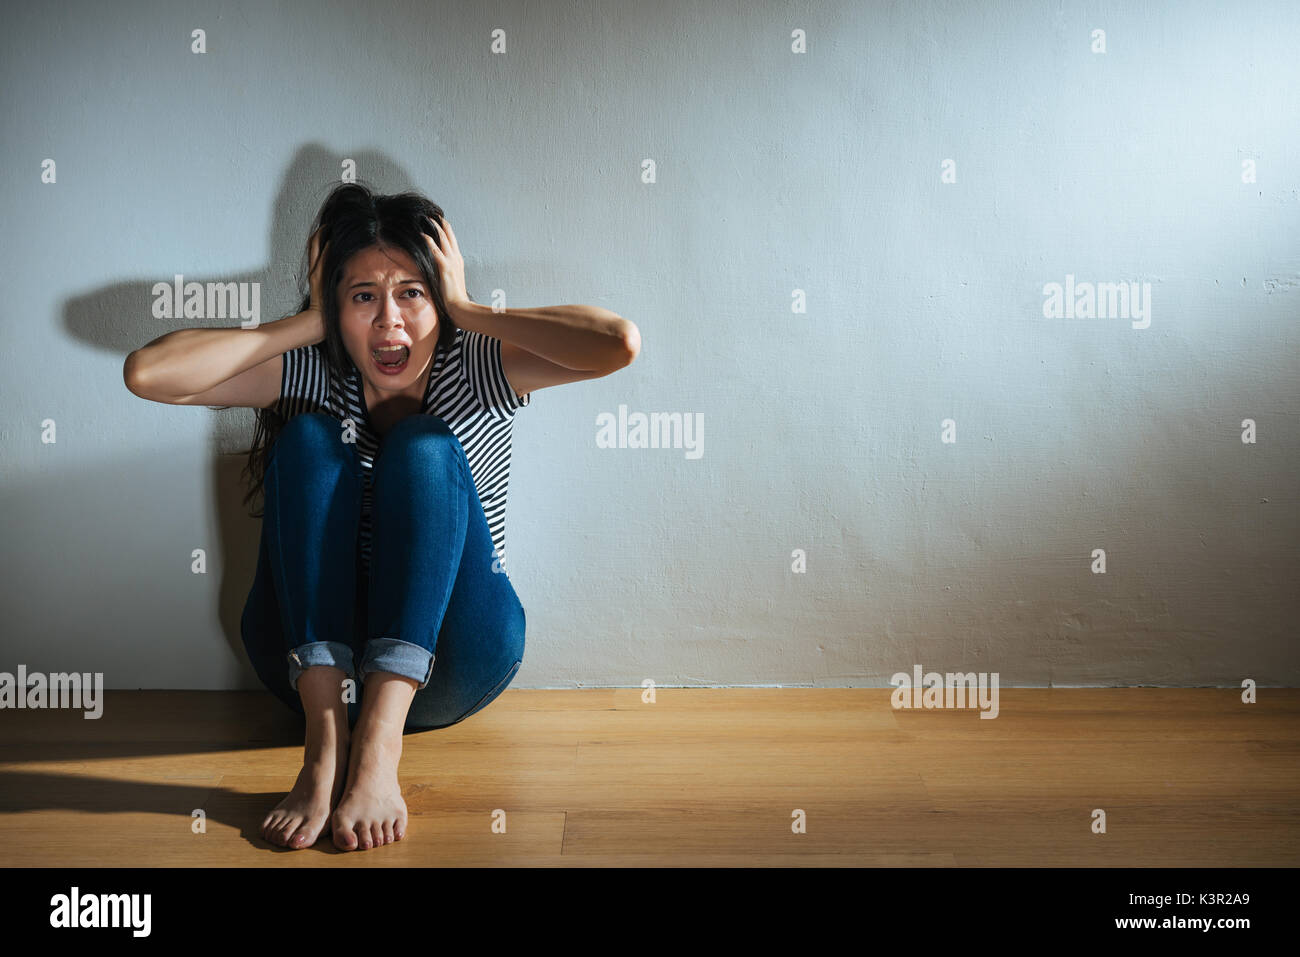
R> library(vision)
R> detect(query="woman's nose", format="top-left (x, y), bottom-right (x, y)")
top-left (378, 294), bottom-right (404, 323)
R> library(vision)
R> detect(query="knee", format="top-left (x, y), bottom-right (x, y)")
top-left (272, 412), bottom-right (348, 462)
top-left (386, 413), bottom-right (457, 443)
top-left (377, 414), bottom-right (466, 469)
top-left (277, 411), bottom-right (340, 445)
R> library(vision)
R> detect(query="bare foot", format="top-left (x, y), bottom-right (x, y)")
top-left (331, 731), bottom-right (408, 850)
top-left (261, 727), bottom-right (349, 849)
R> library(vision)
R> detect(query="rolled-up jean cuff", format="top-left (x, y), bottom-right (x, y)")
top-left (287, 641), bottom-right (357, 692)
top-left (357, 637), bottom-right (436, 690)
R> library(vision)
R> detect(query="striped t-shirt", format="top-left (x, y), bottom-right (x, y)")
top-left (274, 326), bottom-right (530, 571)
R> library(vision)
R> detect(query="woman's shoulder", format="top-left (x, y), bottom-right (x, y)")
top-left (452, 325), bottom-right (531, 417)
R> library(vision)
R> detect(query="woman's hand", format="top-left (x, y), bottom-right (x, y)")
top-left (307, 227), bottom-right (330, 315)
top-left (425, 215), bottom-right (470, 310)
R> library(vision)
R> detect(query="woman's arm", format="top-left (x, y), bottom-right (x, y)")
top-left (126, 230), bottom-right (331, 406)
top-left (425, 216), bottom-right (640, 394)
top-left (123, 308), bottom-right (323, 406)
top-left (449, 300), bottom-right (638, 372)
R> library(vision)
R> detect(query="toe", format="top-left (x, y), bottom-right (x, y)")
top-left (332, 814), bottom-right (358, 850)
top-left (288, 818), bottom-right (320, 849)
top-left (274, 817), bottom-right (300, 846)
top-left (371, 823), bottom-right (385, 847)
top-left (382, 821), bottom-right (395, 845)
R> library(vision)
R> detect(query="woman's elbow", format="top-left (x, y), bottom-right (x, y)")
top-left (123, 351), bottom-right (150, 398)
top-left (618, 319), bottom-right (641, 367)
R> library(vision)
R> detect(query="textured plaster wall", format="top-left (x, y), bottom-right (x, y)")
top-left (1, 0), bottom-right (1297, 690)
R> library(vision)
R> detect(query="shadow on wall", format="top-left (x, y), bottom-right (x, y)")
top-left (26, 146), bottom-right (442, 691)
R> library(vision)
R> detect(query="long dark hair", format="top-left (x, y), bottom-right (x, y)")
top-left (218, 179), bottom-right (459, 518)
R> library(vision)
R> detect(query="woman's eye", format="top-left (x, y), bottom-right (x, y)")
top-left (352, 288), bottom-right (422, 303)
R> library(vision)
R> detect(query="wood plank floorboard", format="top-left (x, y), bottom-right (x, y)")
top-left (0, 689), bottom-right (1294, 866)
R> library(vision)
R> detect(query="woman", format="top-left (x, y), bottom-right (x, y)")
top-left (123, 181), bottom-right (640, 852)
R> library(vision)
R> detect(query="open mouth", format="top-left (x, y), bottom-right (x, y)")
top-left (371, 344), bottom-right (410, 374)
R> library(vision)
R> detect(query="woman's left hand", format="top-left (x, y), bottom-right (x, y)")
top-left (425, 215), bottom-right (470, 309)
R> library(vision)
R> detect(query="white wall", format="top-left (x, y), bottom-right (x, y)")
top-left (1, 0), bottom-right (1296, 689)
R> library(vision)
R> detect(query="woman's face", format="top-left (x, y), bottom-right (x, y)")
top-left (336, 243), bottom-right (438, 397)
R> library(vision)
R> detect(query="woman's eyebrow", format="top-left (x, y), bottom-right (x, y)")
top-left (345, 277), bottom-right (425, 290)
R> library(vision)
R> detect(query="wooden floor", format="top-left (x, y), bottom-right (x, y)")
top-left (0, 689), bottom-right (1296, 866)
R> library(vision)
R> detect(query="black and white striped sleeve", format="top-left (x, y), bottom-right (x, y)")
top-left (460, 328), bottom-right (531, 418)
top-left (275, 344), bottom-right (331, 418)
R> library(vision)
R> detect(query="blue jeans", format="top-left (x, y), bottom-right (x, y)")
top-left (239, 412), bottom-right (526, 732)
